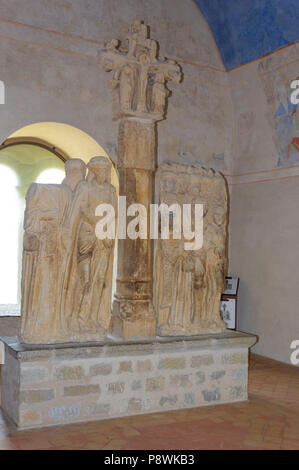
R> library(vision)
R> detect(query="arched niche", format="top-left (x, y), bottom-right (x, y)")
top-left (0, 122), bottom-right (119, 315)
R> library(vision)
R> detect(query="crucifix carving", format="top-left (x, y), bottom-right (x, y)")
top-left (99, 19), bottom-right (182, 122)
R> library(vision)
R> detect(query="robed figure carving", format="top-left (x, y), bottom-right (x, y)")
top-left (154, 163), bottom-right (228, 336)
top-left (64, 157), bottom-right (117, 340)
top-left (20, 157), bottom-right (117, 344)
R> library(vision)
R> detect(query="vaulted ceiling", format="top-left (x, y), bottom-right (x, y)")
top-left (194, 0), bottom-right (299, 70)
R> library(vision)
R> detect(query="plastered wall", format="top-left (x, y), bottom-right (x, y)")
top-left (0, 0), bottom-right (233, 173)
top-left (228, 43), bottom-right (299, 363)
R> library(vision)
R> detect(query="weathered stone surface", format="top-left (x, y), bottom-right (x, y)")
top-left (232, 368), bottom-right (247, 380)
top-left (107, 382), bottom-right (125, 394)
top-left (137, 360), bottom-right (153, 373)
top-left (19, 350), bottom-right (53, 362)
top-left (191, 355), bottom-right (214, 367)
top-left (155, 162), bottom-right (228, 337)
top-left (89, 363), bottom-right (112, 376)
top-left (202, 388), bottom-right (221, 402)
top-left (99, 20), bottom-right (182, 340)
top-left (98, 19), bottom-right (181, 122)
top-left (55, 365), bottom-right (85, 381)
top-left (131, 380), bottom-right (142, 391)
top-left (222, 352), bottom-right (247, 365)
top-left (118, 361), bottom-right (133, 373)
top-left (158, 357), bottom-right (186, 369)
top-left (229, 385), bottom-right (247, 400)
top-left (86, 403), bottom-right (110, 417)
top-left (170, 374), bottom-right (192, 388)
top-left (160, 395), bottom-right (178, 406)
top-left (195, 371), bottom-right (206, 384)
top-left (21, 367), bottom-right (47, 383)
top-left (0, 352), bottom-right (20, 425)
top-left (184, 392), bottom-right (195, 405)
top-left (0, 332), bottom-right (254, 429)
top-left (48, 404), bottom-right (81, 421)
top-left (20, 389), bottom-right (55, 404)
top-left (211, 370), bottom-right (226, 380)
top-left (55, 348), bottom-right (105, 361)
top-left (146, 376), bottom-right (165, 392)
top-left (20, 157), bottom-right (116, 344)
top-left (128, 398), bottom-right (143, 412)
top-left (64, 384), bottom-right (100, 397)
top-left (111, 125), bottom-right (157, 340)
top-left (21, 410), bottom-right (41, 425)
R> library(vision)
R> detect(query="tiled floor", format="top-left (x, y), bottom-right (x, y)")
top-left (0, 353), bottom-right (298, 450)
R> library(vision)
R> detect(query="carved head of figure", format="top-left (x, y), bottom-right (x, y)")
top-left (131, 19), bottom-right (147, 39)
top-left (167, 66), bottom-right (182, 84)
top-left (212, 205), bottom-right (226, 227)
top-left (63, 158), bottom-right (86, 190)
top-left (131, 19), bottom-right (143, 34)
top-left (107, 39), bottom-right (119, 52)
top-left (87, 156), bottom-right (111, 185)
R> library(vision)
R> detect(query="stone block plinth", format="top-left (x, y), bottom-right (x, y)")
top-left (0, 331), bottom-right (256, 429)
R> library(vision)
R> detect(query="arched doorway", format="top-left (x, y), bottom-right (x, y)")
top-left (0, 122), bottom-right (118, 316)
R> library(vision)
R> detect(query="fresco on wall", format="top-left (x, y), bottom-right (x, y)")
top-left (258, 58), bottom-right (299, 167)
top-left (274, 80), bottom-right (299, 166)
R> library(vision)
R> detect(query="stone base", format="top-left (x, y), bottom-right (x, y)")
top-left (20, 327), bottom-right (107, 345)
top-left (0, 331), bottom-right (256, 429)
top-left (158, 320), bottom-right (226, 336)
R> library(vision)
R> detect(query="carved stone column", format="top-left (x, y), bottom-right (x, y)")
top-left (113, 119), bottom-right (156, 338)
top-left (98, 20), bottom-right (182, 339)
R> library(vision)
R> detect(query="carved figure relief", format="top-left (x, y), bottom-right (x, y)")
top-left (154, 163), bottom-right (228, 336)
top-left (99, 20), bottom-right (182, 121)
top-left (20, 157), bottom-right (117, 344)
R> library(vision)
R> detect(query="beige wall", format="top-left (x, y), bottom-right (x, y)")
top-left (228, 44), bottom-right (299, 363)
top-left (0, 0), bottom-right (233, 173)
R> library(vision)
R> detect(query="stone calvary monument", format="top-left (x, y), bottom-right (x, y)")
top-left (0, 20), bottom-right (256, 429)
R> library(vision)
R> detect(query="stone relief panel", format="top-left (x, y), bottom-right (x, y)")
top-left (20, 157), bottom-right (117, 344)
top-left (154, 162), bottom-right (228, 336)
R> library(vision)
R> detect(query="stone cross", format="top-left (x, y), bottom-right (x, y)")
top-left (98, 20), bottom-right (182, 339)
top-left (98, 19), bottom-right (182, 122)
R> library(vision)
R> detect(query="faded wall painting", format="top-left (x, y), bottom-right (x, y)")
top-left (258, 58), bottom-right (299, 167)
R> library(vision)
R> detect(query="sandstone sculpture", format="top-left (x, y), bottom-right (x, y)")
top-left (99, 19), bottom-right (181, 122)
top-left (20, 157), bottom-right (117, 344)
top-left (99, 20), bottom-right (182, 339)
top-left (154, 162), bottom-right (228, 336)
